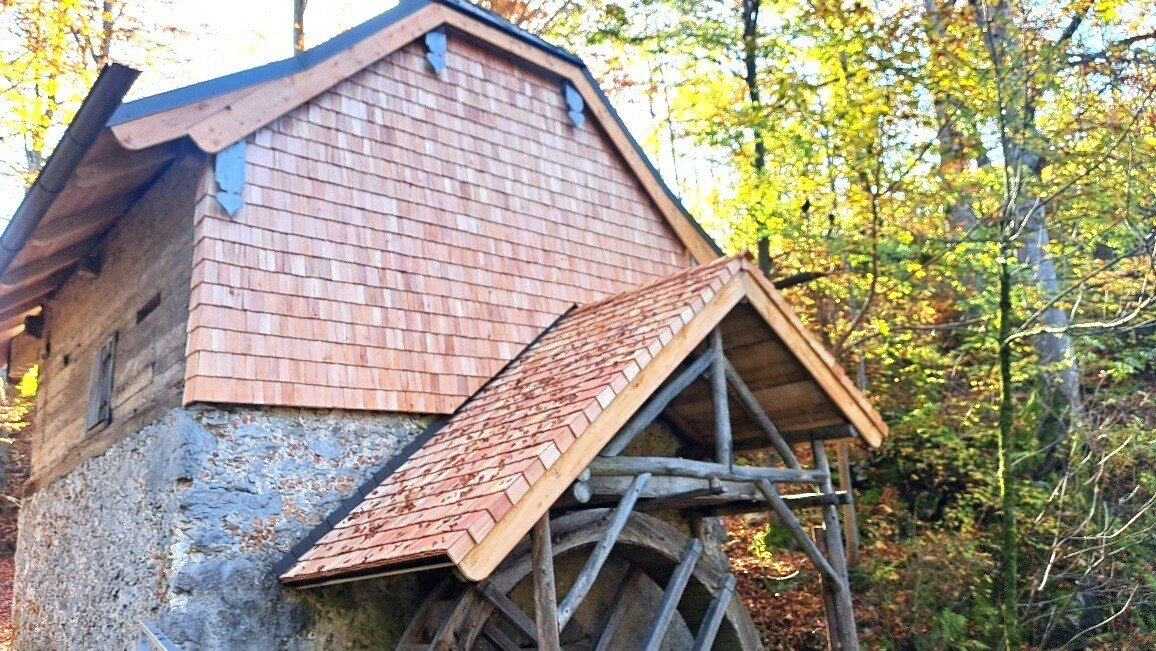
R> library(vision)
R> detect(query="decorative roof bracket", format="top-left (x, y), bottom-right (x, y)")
top-left (564, 83), bottom-right (585, 127)
top-left (425, 28), bottom-right (447, 75)
top-left (214, 140), bottom-right (246, 217)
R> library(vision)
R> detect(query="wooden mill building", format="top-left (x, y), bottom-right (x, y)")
top-left (2, 1), bottom-right (887, 648)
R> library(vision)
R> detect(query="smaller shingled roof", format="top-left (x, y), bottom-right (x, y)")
top-left (280, 255), bottom-right (743, 585)
top-left (279, 253), bottom-right (887, 586)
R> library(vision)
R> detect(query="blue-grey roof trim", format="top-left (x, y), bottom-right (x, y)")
top-left (109, 0), bottom-right (430, 125)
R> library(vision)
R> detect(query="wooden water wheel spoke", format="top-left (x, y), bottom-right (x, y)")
top-left (556, 472), bottom-right (651, 631)
top-left (641, 538), bottom-right (703, 651)
top-left (480, 620), bottom-right (522, 651)
top-left (480, 583), bottom-right (538, 643)
top-left (692, 574), bottom-right (737, 651)
top-left (590, 568), bottom-right (643, 651)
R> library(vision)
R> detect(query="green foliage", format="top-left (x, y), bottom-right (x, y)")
top-left (540, 0), bottom-right (1156, 646)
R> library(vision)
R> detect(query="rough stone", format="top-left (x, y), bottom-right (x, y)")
top-left (14, 405), bottom-right (429, 649)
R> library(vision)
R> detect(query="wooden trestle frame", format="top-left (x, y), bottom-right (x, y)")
top-left (472, 328), bottom-right (860, 650)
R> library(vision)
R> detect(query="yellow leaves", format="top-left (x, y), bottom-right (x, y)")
top-left (1092, 0), bottom-right (1121, 21)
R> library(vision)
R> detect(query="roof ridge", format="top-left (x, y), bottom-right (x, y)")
top-left (569, 252), bottom-right (745, 316)
top-left (110, 0), bottom-right (585, 127)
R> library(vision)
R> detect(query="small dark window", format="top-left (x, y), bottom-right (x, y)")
top-left (136, 293), bottom-right (162, 324)
top-left (86, 333), bottom-right (117, 430)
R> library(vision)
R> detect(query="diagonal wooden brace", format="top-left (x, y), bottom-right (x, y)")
top-left (602, 349), bottom-right (716, 456)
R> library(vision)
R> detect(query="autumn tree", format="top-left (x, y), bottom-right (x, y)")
top-left (0, 0), bottom-right (181, 184)
top-left (580, 0), bottom-right (1156, 647)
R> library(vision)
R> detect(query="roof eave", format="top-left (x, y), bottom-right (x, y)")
top-left (0, 64), bottom-right (140, 279)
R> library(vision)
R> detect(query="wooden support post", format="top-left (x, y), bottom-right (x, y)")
top-left (531, 514), bottom-right (561, 650)
top-left (557, 473), bottom-right (651, 630)
top-left (722, 358), bottom-right (802, 469)
top-left (812, 441), bottom-right (858, 650)
top-left (691, 573), bottom-right (737, 651)
top-left (710, 329), bottom-right (733, 468)
top-left (602, 349), bottom-right (715, 456)
top-left (812, 527), bottom-right (842, 651)
top-left (836, 441), bottom-right (860, 567)
top-left (592, 568), bottom-right (644, 651)
top-left (641, 538), bottom-right (703, 651)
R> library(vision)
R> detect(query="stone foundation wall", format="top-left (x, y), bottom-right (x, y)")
top-left (14, 406), bottom-right (431, 649)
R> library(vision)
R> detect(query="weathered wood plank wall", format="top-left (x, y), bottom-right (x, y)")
top-left (28, 155), bottom-right (202, 489)
top-left (184, 35), bottom-right (690, 413)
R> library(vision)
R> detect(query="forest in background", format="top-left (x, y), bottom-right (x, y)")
top-left (3, 0), bottom-right (1156, 648)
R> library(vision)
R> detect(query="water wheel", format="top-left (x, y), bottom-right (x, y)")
top-left (398, 510), bottom-right (761, 650)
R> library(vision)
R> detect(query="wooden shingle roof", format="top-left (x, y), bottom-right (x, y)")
top-left (279, 254), bottom-right (887, 587)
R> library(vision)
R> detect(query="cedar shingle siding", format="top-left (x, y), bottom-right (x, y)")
top-left (184, 36), bottom-right (689, 413)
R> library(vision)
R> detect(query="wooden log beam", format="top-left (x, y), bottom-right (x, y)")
top-left (576, 474), bottom-right (756, 507)
top-left (580, 475), bottom-right (850, 516)
top-left (556, 473), bottom-right (651, 630)
top-left (592, 568), bottom-right (644, 651)
top-left (641, 538), bottom-right (702, 651)
top-left (698, 491), bottom-right (852, 516)
top-left (813, 440), bottom-right (858, 649)
top-left (722, 358), bottom-right (802, 469)
top-left (530, 514), bottom-right (561, 650)
top-left (480, 582), bottom-right (538, 644)
top-left (587, 455), bottom-right (828, 485)
top-left (691, 573), bottom-right (737, 651)
top-left (602, 349), bottom-right (715, 456)
top-left (709, 329), bottom-right (732, 468)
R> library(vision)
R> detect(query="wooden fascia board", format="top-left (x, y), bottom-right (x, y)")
top-left (737, 261), bottom-right (888, 447)
top-left (455, 274), bottom-right (746, 581)
top-left (110, 86), bottom-right (258, 151)
top-left (184, 4), bottom-right (449, 153)
top-left (111, 4), bottom-right (717, 262)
